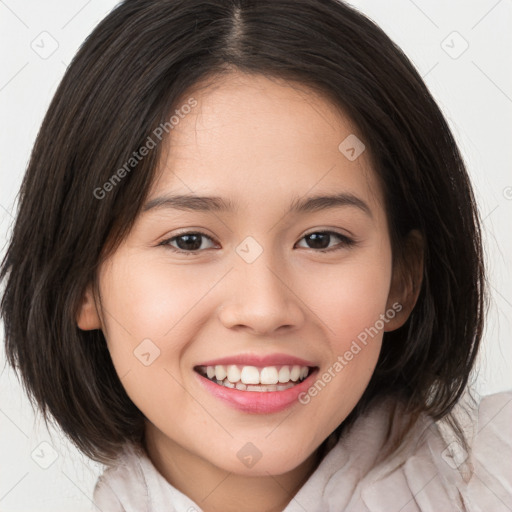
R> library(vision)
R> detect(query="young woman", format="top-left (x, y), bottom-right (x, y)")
top-left (1, 0), bottom-right (510, 510)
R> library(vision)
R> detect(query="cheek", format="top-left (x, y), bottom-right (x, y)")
top-left (97, 259), bottom-right (205, 422)
top-left (298, 254), bottom-right (392, 348)
top-left (100, 255), bottom-right (215, 345)
top-left (295, 252), bottom-right (391, 400)
top-left (292, 252), bottom-right (392, 434)
top-left (96, 257), bottom-right (203, 391)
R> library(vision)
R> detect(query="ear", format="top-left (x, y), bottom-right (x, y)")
top-left (384, 230), bottom-right (424, 331)
top-left (76, 282), bottom-right (102, 331)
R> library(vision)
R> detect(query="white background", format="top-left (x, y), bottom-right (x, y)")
top-left (1, 1), bottom-right (511, 510)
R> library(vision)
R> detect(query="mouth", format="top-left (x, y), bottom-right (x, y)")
top-left (194, 363), bottom-right (314, 392)
top-left (193, 362), bottom-right (319, 413)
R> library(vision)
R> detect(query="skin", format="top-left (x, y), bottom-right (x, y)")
top-left (77, 71), bottom-right (422, 512)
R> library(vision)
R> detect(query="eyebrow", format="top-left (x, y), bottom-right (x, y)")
top-left (142, 192), bottom-right (372, 217)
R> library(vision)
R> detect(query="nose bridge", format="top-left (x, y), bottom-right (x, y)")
top-left (219, 237), bottom-right (304, 334)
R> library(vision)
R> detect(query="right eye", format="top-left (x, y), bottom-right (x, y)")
top-left (159, 231), bottom-right (218, 255)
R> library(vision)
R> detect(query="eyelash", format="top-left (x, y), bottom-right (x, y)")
top-left (159, 230), bottom-right (356, 255)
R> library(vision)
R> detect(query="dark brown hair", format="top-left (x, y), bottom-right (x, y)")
top-left (0, 0), bottom-right (486, 465)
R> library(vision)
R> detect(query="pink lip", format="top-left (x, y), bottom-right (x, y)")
top-left (196, 353), bottom-right (316, 368)
top-left (194, 368), bottom-right (319, 414)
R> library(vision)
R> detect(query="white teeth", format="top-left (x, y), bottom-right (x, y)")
top-left (260, 367), bottom-right (279, 385)
top-left (241, 366), bottom-right (260, 385)
top-left (200, 364), bottom-right (312, 389)
top-left (210, 377), bottom-right (298, 392)
top-left (227, 365), bottom-right (241, 383)
top-left (246, 385), bottom-right (265, 392)
top-left (215, 365), bottom-right (226, 380)
top-left (290, 365), bottom-right (301, 382)
top-left (277, 383), bottom-right (295, 391)
top-left (278, 366), bottom-right (290, 383)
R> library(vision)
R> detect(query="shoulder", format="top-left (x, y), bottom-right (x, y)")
top-left (93, 443), bottom-right (150, 512)
top-left (92, 442), bottom-right (203, 512)
top-left (358, 390), bottom-right (512, 511)
top-left (302, 391), bottom-right (512, 511)
top-left (462, 391), bottom-right (512, 509)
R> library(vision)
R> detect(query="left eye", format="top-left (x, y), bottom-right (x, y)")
top-left (296, 231), bottom-right (355, 252)
top-left (160, 230), bottom-right (355, 255)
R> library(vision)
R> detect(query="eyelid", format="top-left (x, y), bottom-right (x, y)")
top-left (301, 226), bottom-right (356, 240)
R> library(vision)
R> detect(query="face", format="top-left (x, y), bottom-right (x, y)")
top-left (79, 72), bottom-right (412, 477)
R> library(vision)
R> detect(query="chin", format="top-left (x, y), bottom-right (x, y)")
top-left (205, 438), bottom-right (317, 477)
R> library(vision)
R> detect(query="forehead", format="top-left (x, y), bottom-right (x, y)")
top-left (148, 71), bottom-right (384, 216)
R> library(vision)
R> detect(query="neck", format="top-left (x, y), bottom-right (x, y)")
top-left (143, 424), bottom-right (324, 512)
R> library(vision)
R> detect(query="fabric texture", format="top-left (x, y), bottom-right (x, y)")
top-left (92, 391), bottom-right (512, 511)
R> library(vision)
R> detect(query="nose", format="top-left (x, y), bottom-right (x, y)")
top-left (218, 252), bottom-right (305, 336)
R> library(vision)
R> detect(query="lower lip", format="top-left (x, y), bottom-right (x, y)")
top-left (194, 369), bottom-right (318, 414)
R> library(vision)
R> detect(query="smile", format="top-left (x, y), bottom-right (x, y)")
top-left (193, 358), bottom-right (319, 414)
top-left (195, 364), bottom-right (312, 392)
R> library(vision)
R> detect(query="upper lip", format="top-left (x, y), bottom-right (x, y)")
top-left (195, 353), bottom-right (317, 368)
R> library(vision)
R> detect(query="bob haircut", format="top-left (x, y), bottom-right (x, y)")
top-left (1, 0), bottom-right (485, 465)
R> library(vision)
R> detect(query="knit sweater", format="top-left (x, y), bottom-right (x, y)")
top-left (93, 391), bottom-right (512, 511)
